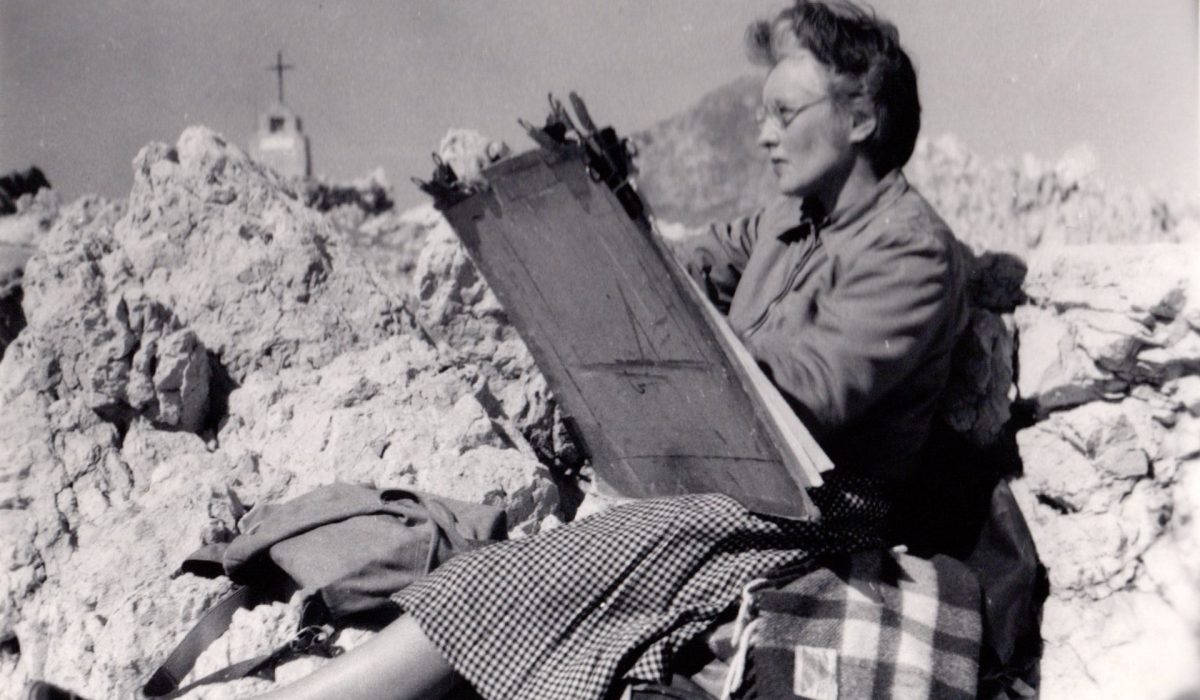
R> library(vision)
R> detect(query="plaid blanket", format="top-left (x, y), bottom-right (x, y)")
top-left (725, 549), bottom-right (982, 699)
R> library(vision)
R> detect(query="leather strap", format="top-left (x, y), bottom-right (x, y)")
top-left (149, 624), bottom-right (335, 699)
top-left (142, 586), bottom-right (266, 697)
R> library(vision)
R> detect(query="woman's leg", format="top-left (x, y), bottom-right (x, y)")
top-left (256, 613), bottom-right (462, 700)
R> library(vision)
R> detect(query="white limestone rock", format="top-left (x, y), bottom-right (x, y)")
top-left (0, 127), bottom-right (568, 698)
top-left (413, 220), bottom-right (580, 470)
top-left (1039, 592), bottom-right (1200, 700)
top-left (1012, 243), bottom-right (1200, 698)
top-left (116, 128), bottom-right (412, 382)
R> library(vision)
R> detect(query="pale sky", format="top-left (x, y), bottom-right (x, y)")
top-left (1, 0), bottom-right (1196, 211)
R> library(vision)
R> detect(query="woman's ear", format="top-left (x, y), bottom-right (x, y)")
top-left (847, 103), bottom-right (878, 145)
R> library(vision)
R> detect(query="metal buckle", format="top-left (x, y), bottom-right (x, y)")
top-left (287, 624), bottom-right (336, 657)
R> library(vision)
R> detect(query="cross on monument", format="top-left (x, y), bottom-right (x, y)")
top-left (267, 50), bottom-right (294, 104)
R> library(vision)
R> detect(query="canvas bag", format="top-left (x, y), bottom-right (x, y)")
top-left (142, 482), bottom-right (506, 698)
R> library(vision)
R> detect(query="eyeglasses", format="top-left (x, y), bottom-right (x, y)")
top-left (754, 95), bottom-right (831, 129)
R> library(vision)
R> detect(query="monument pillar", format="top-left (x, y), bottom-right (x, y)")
top-left (249, 51), bottom-right (312, 178)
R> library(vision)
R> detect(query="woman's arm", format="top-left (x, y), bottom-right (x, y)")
top-left (745, 225), bottom-right (964, 437)
top-left (667, 209), bottom-right (764, 313)
top-left (256, 614), bottom-right (461, 700)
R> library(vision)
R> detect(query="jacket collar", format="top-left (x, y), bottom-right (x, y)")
top-left (775, 169), bottom-right (908, 242)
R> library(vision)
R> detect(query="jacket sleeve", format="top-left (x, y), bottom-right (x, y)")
top-left (668, 210), bottom-right (763, 313)
top-left (743, 227), bottom-right (958, 436)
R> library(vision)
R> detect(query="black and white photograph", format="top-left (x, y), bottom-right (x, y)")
top-left (1, 2), bottom-right (1197, 698)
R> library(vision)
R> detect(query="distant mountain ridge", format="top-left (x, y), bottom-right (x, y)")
top-left (632, 75), bottom-right (772, 227)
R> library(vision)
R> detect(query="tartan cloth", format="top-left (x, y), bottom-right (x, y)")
top-left (392, 473), bottom-right (892, 700)
top-left (727, 549), bottom-right (982, 699)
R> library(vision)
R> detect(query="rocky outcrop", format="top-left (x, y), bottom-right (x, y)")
top-left (0, 187), bottom-right (73, 363)
top-left (341, 201), bottom-right (443, 298)
top-left (0, 127), bottom-right (563, 698)
top-left (907, 136), bottom-right (1199, 253)
top-left (1016, 245), bottom-right (1199, 412)
top-left (1010, 243), bottom-right (1200, 699)
top-left (412, 216), bottom-right (581, 474)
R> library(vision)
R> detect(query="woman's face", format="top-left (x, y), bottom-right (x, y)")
top-left (757, 50), bottom-right (856, 200)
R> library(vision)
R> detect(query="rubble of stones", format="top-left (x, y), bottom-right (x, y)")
top-left (0, 130), bottom-right (566, 698)
top-left (0, 111), bottom-right (1196, 698)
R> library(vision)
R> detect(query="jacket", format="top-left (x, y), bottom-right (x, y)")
top-left (677, 170), bottom-right (969, 481)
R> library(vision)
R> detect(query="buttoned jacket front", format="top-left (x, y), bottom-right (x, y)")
top-left (678, 171), bottom-right (970, 481)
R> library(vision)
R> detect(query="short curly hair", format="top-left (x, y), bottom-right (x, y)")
top-left (746, 1), bottom-right (921, 176)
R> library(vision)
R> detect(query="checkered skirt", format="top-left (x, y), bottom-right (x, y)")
top-left (392, 473), bottom-right (891, 700)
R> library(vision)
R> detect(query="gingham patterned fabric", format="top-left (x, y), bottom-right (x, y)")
top-left (392, 473), bottom-right (891, 700)
top-left (729, 549), bottom-right (982, 699)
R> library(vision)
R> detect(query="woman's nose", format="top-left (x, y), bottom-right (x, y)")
top-left (757, 122), bottom-right (779, 149)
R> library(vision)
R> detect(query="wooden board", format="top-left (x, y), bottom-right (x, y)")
top-left (439, 145), bottom-right (827, 518)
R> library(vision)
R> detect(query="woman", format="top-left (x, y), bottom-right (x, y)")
top-left (261, 2), bottom-right (967, 698)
